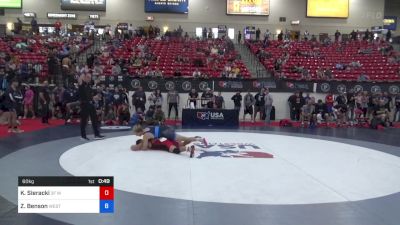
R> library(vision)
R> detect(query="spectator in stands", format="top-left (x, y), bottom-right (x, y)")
top-left (314, 99), bottom-right (329, 124)
top-left (214, 91), bottom-right (225, 109)
top-left (131, 86), bottom-right (146, 112)
top-left (92, 64), bottom-right (104, 79)
top-left (350, 30), bottom-right (357, 41)
top-left (292, 92), bottom-right (305, 121)
top-left (349, 60), bottom-right (362, 69)
top-left (39, 81), bottom-right (50, 124)
top-left (117, 103), bottom-right (130, 125)
top-left (54, 20), bottom-right (62, 36)
top-left (30, 17), bottom-right (38, 34)
top-left (243, 91), bottom-right (255, 121)
top-left (19, 61), bottom-right (30, 82)
top-left (1, 88), bottom-right (23, 133)
top-left (382, 92), bottom-right (392, 114)
top-left (300, 99), bottom-right (315, 127)
top-left (148, 89), bottom-right (163, 107)
top-left (142, 105), bottom-right (155, 124)
top-left (15, 18), bottom-right (23, 34)
top-left (192, 68), bottom-right (201, 78)
top-left (104, 107), bottom-right (116, 125)
top-left (364, 29), bottom-right (371, 41)
top-left (201, 88), bottom-right (214, 108)
top-left (325, 93), bottom-right (335, 115)
top-left (347, 90), bottom-right (356, 123)
top-left (358, 73), bottom-right (370, 82)
top-left (304, 30), bottom-right (310, 41)
top-left (23, 85), bottom-right (35, 119)
top-left (333, 103), bottom-right (348, 125)
top-left (154, 68), bottom-right (163, 78)
top-left (302, 69), bottom-right (311, 80)
top-left (256, 28), bottom-right (261, 41)
top-left (93, 93), bottom-right (104, 124)
top-left (361, 91), bottom-right (369, 118)
top-left (371, 99), bottom-right (390, 128)
top-left (62, 55), bottom-right (72, 85)
top-left (111, 63), bottom-right (121, 76)
top-left (334, 93), bottom-right (348, 124)
top-left (144, 68), bottom-right (154, 77)
top-left (167, 89), bottom-right (179, 119)
top-left (113, 86), bottom-right (129, 115)
top-left (264, 29), bottom-right (271, 41)
top-left (288, 92), bottom-right (297, 120)
top-left (386, 30), bottom-right (392, 42)
top-left (207, 28), bottom-right (213, 39)
top-left (202, 27), bottom-right (207, 39)
top-left (324, 67), bottom-right (333, 80)
top-left (47, 53), bottom-right (59, 84)
top-left (188, 89), bottom-right (198, 108)
top-left (316, 68), bottom-right (324, 80)
top-left (358, 48), bottom-right (373, 55)
top-left (254, 88), bottom-right (265, 122)
top-left (334, 30), bottom-right (341, 42)
top-left (87, 53), bottom-right (96, 68)
top-left (394, 93), bottom-right (400, 122)
top-left (6, 80), bottom-right (23, 117)
top-left (63, 85), bottom-right (80, 124)
top-left (173, 69), bottom-right (182, 77)
top-left (237, 31), bottom-right (242, 44)
top-left (153, 105), bottom-right (166, 125)
top-left (278, 31), bottom-right (283, 41)
top-left (264, 89), bottom-right (273, 124)
top-left (231, 91), bottom-right (242, 111)
top-left (336, 92), bottom-right (347, 106)
top-left (132, 57), bottom-right (143, 67)
top-left (175, 54), bottom-right (184, 63)
top-left (335, 62), bottom-right (345, 70)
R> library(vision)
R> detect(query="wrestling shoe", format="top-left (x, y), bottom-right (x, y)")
top-left (80, 136), bottom-right (90, 141)
top-left (194, 136), bottom-right (208, 146)
top-left (94, 135), bottom-right (106, 140)
top-left (190, 145), bottom-right (195, 158)
top-left (202, 138), bottom-right (208, 146)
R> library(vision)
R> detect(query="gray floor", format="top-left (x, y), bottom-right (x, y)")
top-left (1, 126), bottom-right (400, 225)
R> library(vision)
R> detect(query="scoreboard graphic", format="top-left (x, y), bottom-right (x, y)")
top-left (227, 0), bottom-right (270, 16)
top-left (18, 176), bottom-right (114, 213)
top-left (307, 0), bottom-right (349, 18)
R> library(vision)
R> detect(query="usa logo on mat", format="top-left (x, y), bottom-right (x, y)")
top-left (194, 143), bottom-right (273, 159)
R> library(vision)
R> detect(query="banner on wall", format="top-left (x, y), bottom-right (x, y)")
top-left (99, 76), bottom-right (399, 95)
top-left (47, 13), bottom-right (77, 19)
top-left (227, 0), bottom-right (270, 16)
top-left (383, 16), bottom-right (397, 31)
top-left (61, 0), bottom-right (107, 11)
top-left (307, 0), bottom-right (349, 18)
top-left (316, 81), bottom-right (400, 95)
top-left (145, 0), bottom-right (189, 14)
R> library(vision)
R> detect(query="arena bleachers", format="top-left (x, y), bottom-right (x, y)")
top-left (99, 37), bottom-right (251, 78)
top-left (247, 39), bottom-right (400, 81)
top-left (0, 36), bottom-right (92, 79)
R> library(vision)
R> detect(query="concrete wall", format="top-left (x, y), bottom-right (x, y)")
top-left (1, 0), bottom-right (385, 35)
top-left (128, 92), bottom-right (328, 120)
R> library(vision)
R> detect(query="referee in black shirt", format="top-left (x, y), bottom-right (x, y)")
top-left (78, 73), bottom-right (105, 140)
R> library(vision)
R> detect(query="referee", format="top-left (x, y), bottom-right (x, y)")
top-left (78, 73), bottom-right (105, 140)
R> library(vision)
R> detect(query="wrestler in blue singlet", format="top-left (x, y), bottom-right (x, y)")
top-left (143, 125), bottom-right (176, 140)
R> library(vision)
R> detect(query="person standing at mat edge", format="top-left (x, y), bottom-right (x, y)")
top-left (78, 73), bottom-right (105, 141)
top-left (39, 81), bottom-right (50, 124)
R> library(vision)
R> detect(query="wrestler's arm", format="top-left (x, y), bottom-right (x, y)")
top-left (141, 134), bottom-right (151, 150)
